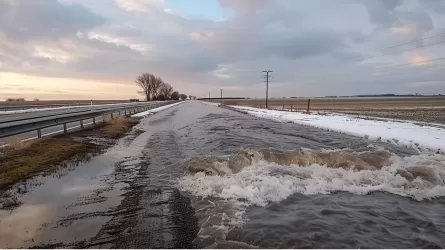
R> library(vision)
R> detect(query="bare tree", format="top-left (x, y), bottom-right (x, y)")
top-left (159, 82), bottom-right (174, 99)
top-left (150, 76), bottom-right (163, 99)
top-left (136, 73), bottom-right (155, 101)
top-left (171, 91), bottom-right (180, 100)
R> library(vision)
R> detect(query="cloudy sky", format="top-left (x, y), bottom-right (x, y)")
top-left (1, 0), bottom-right (445, 100)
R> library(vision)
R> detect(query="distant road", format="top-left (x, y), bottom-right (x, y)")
top-left (0, 102), bottom-right (154, 123)
top-left (0, 100), bottom-right (138, 112)
top-left (0, 102), bottom-right (158, 145)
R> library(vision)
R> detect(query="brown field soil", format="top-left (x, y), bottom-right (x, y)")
top-left (217, 97), bottom-right (445, 124)
top-left (338, 110), bottom-right (445, 125)
top-left (219, 97), bottom-right (445, 110)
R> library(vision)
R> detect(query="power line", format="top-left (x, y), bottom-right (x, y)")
top-left (363, 39), bottom-right (445, 63)
top-left (303, 31), bottom-right (445, 81)
top-left (304, 56), bottom-right (445, 84)
top-left (370, 63), bottom-right (445, 79)
top-left (374, 56), bottom-right (445, 70)
top-left (375, 31), bottom-right (445, 52)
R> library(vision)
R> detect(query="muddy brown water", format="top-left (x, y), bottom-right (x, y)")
top-left (0, 101), bottom-right (444, 248)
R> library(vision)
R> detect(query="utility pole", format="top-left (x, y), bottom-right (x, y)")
top-left (262, 70), bottom-right (273, 109)
top-left (220, 89), bottom-right (223, 105)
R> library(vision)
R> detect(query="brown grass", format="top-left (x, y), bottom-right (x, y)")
top-left (7, 138), bottom-right (35, 150)
top-left (0, 115), bottom-right (139, 191)
top-left (100, 115), bottom-right (139, 139)
top-left (0, 138), bottom-right (88, 190)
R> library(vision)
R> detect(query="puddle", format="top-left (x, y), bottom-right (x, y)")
top-left (0, 129), bottom-right (148, 248)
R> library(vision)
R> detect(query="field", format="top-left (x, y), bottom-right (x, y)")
top-left (216, 97), bottom-right (445, 124)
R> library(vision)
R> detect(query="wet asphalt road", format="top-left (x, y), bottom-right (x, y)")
top-left (1, 101), bottom-right (444, 248)
top-left (0, 102), bottom-right (155, 122)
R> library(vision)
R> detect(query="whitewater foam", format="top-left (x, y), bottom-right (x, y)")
top-left (177, 149), bottom-right (445, 245)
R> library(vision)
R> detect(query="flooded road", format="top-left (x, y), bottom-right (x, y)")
top-left (1, 101), bottom-right (445, 248)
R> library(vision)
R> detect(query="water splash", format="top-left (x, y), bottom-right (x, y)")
top-left (178, 147), bottom-right (445, 247)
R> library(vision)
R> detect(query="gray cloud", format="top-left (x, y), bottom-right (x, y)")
top-left (418, 0), bottom-right (445, 13)
top-left (0, 0), bottom-right (444, 98)
top-left (0, 0), bottom-right (106, 41)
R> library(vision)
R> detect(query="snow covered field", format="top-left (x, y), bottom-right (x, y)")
top-left (132, 101), bottom-right (184, 117)
top-left (230, 105), bottom-right (445, 152)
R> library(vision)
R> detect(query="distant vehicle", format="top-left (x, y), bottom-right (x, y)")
top-left (129, 99), bottom-right (140, 102)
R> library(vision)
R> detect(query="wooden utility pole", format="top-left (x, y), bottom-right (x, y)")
top-left (262, 71), bottom-right (273, 109)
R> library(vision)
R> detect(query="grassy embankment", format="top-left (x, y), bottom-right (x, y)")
top-left (0, 115), bottom-right (139, 193)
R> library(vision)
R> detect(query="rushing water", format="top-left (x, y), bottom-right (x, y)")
top-left (170, 102), bottom-right (445, 248)
top-left (1, 101), bottom-right (444, 248)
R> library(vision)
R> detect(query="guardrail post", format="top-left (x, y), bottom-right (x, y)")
top-left (37, 129), bottom-right (42, 138)
top-left (63, 123), bottom-right (67, 133)
top-left (80, 120), bottom-right (84, 128)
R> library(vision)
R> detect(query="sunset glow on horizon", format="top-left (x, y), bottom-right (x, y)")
top-left (0, 72), bottom-right (140, 101)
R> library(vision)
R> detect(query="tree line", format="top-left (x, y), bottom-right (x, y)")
top-left (135, 73), bottom-right (193, 101)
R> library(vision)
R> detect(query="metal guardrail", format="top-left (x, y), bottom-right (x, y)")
top-left (0, 102), bottom-right (157, 124)
top-left (0, 101), bottom-right (178, 139)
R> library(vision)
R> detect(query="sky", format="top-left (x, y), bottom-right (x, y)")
top-left (1, 0), bottom-right (445, 100)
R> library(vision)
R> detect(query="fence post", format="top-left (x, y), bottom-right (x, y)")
top-left (282, 104), bottom-right (285, 111)
top-left (80, 120), bottom-right (84, 128)
top-left (93, 117), bottom-right (96, 126)
top-left (37, 129), bottom-right (42, 138)
top-left (306, 99), bottom-right (311, 113)
top-left (290, 104), bottom-right (293, 112)
top-left (63, 123), bottom-right (67, 133)
top-left (111, 113), bottom-right (114, 119)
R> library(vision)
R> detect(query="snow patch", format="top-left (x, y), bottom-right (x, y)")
top-left (132, 101), bottom-right (184, 117)
top-left (229, 106), bottom-right (445, 152)
top-left (200, 101), bottom-right (220, 107)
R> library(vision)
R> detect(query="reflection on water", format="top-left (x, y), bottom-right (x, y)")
top-left (0, 204), bottom-right (52, 247)
top-left (0, 131), bottom-right (145, 248)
